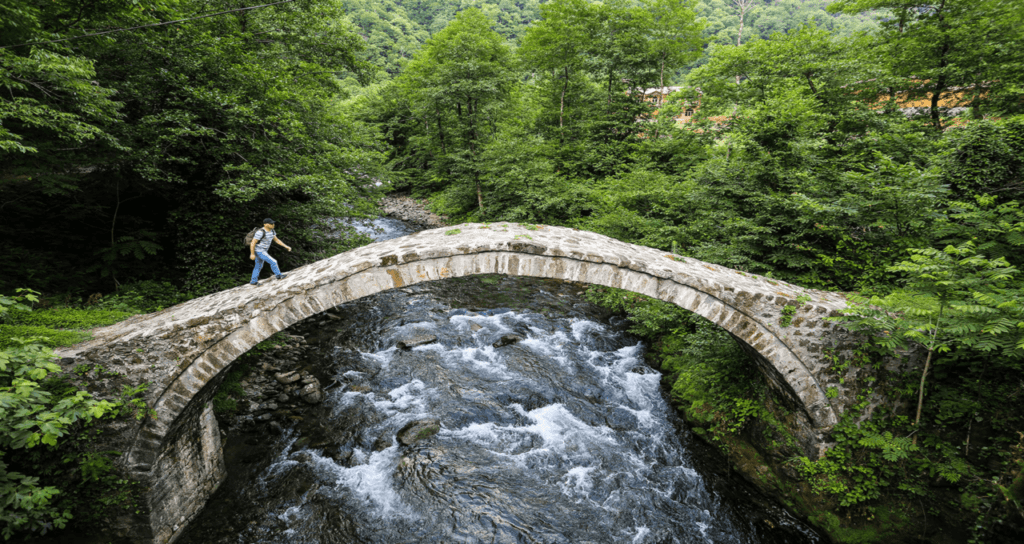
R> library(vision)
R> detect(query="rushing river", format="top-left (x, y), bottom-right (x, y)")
top-left (178, 218), bottom-right (821, 544)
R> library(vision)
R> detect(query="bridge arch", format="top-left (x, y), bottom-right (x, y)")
top-left (59, 222), bottom-right (854, 543)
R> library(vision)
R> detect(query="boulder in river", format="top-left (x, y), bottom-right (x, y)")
top-left (492, 334), bottom-right (523, 348)
top-left (372, 433), bottom-right (393, 451)
top-left (397, 419), bottom-right (441, 446)
top-left (274, 371), bottom-right (301, 385)
top-left (396, 335), bottom-right (438, 349)
top-left (299, 382), bottom-right (324, 405)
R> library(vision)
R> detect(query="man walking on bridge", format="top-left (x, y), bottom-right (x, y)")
top-left (249, 218), bottom-right (291, 286)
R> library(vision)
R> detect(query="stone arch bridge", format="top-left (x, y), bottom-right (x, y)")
top-left (58, 223), bottom-right (859, 543)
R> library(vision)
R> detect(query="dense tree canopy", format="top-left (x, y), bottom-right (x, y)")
top-left (1, 0), bottom-right (386, 294)
top-left (3, 0), bottom-right (1024, 541)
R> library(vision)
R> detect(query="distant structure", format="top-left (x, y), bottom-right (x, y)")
top-left (637, 82), bottom-right (990, 131)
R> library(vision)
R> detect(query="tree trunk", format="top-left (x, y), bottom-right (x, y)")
top-left (476, 174), bottom-right (483, 213)
top-left (659, 54), bottom-right (666, 103)
top-left (560, 66), bottom-right (568, 131)
top-left (930, 42), bottom-right (950, 132)
top-left (436, 109), bottom-right (446, 154)
top-left (734, 0), bottom-right (751, 85)
top-left (737, 12), bottom-right (745, 48)
top-left (912, 349), bottom-right (933, 446)
top-left (913, 311), bottom-right (942, 446)
top-left (929, 0), bottom-right (950, 131)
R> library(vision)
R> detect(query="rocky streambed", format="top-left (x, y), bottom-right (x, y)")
top-left (179, 272), bottom-right (823, 544)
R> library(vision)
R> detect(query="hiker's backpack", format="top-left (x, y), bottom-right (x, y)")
top-left (244, 227), bottom-right (261, 248)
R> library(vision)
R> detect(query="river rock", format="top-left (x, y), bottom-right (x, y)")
top-left (299, 382), bottom-right (324, 404)
top-left (276, 393), bottom-right (289, 402)
top-left (372, 433), bottom-right (393, 451)
top-left (381, 194), bottom-right (448, 228)
top-left (397, 419), bottom-right (441, 446)
top-left (396, 335), bottom-right (437, 349)
top-left (274, 371), bottom-right (301, 384)
top-left (492, 334), bottom-right (523, 348)
top-left (470, 322), bottom-right (483, 332)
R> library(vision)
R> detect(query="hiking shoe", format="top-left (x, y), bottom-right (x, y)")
top-left (249, 281), bottom-right (260, 286)
top-left (275, 274), bottom-right (288, 280)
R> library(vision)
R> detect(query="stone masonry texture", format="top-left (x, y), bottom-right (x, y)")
top-left (56, 223), bottom-right (863, 543)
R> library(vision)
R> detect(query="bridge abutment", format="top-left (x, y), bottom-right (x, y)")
top-left (145, 399), bottom-right (225, 543)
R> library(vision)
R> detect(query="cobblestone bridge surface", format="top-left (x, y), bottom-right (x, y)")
top-left (57, 223), bottom-right (859, 543)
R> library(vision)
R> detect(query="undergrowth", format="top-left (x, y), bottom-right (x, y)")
top-left (584, 285), bottom-right (1024, 543)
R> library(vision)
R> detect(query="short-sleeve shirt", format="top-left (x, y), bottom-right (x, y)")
top-left (254, 228), bottom-right (276, 252)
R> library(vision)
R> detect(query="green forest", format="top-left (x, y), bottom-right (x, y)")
top-left (2, 0), bottom-right (1024, 541)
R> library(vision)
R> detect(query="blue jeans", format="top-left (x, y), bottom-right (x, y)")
top-left (250, 251), bottom-right (282, 283)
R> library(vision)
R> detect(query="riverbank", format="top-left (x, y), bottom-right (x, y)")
top-left (589, 285), bottom-right (1024, 544)
top-left (380, 194), bottom-right (448, 228)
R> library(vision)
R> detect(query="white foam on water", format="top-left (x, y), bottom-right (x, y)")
top-left (449, 312), bottom-right (513, 333)
top-left (622, 372), bottom-right (661, 409)
top-left (620, 405), bottom-right (656, 429)
top-left (410, 342), bottom-right (445, 353)
top-left (443, 403), bottom-right (616, 461)
top-left (277, 505), bottom-right (303, 526)
top-left (559, 465), bottom-right (597, 499)
top-left (371, 380), bottom-right (431, 417)
top-left (448, 345), bottom-right (512, 377)
top-left (522, 404), bottom-right (616, 452)
top-left (360, 347), bottom-right (395, 369)
top-left (440, 421), bottom-right (502, 446)
top-left (305, 445), bottom-right (417, 520)
top-left (338, 217), bottom-right (416, 241)
top-left (520, 333), bottom-right (568, 358)
top-left (631, 526), bottom-right (651, 544)
top-left (342, 370), bottom-right (365, 379)
top-left (570, 319), bottom-right (604, 343)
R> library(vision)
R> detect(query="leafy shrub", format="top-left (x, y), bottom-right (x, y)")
top-left (0, 338), bottom-right (120, 538)
top-left (95, 280), bottom-right (192, 313)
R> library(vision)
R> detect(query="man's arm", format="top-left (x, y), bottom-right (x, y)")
top-left (274, 237), bottom-right (292, 251)
top-left (250, 236), bottom-right (258, 260)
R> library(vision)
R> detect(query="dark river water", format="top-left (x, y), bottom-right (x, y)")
top-left (177, 218), bottom-right (822, 544)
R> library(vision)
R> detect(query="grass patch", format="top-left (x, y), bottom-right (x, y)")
top-left (0, 325), bottom-right (90, 349)
top-left (445, 228), bottom-right (462, 236)
top-left (8, 308), bottom-right (135, 329)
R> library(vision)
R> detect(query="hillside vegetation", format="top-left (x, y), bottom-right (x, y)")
top-left (2, 0), bottom-right (1024, 541)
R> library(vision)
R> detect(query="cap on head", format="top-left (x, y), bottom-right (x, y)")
top-left (263, 218), bottom-right (275, 225)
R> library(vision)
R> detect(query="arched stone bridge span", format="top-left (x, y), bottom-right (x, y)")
top-left (58, 223), bottom-right (855, 543)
